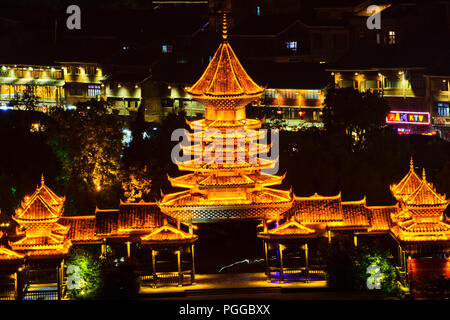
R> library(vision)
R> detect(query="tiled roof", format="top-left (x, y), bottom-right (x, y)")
top-left (390, 223), bottom-right (450, 242)
top-left (11, 234), bottom-right (64, 247)
top-left (186, 41), bottom-right (264, 98)
top-left (367, 206), bottom-right (396, 232)
top-left (406, 208), bottom-right (446, 216)
top-left (141, 224), bottom-right (197, 242)
top-left (60, 204), bottom-right (176, 241)
top-left (4, 179), bottom-right (72, 259)
top-left (0, 247), bottom-right (25, 261)
top-left (59, 216), bottom-right (98, 243)
top-left (341, 199), bottom-right (370, 227)
top-left (16, 198), bottom-right (59, 222)
top-left (117, 202), bottom-right (164, 232)
top-left (400, 221), bottom-right (450, 233)
top-left (404, 178), bottom-right (448, 206)
top-left (390, 207), bottom-right (411, 223)
top-left (260, 220), bottom-right (316, 238)
top-left (160, 188), bottom-right (292, 207)
top-left (95, 209), bottom-right (119, 236)
top-left (390, 162), bottom-right (422, 200)
top-left (286, 193), bottom-right (343, 223)
top-left (24, 248), bottom-right (71, 257)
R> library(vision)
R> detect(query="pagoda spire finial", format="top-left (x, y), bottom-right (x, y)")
top-left (222, 13), bottom-right (228, 40)
top-left (410, 156), bottom-right (414, 170)
top-left (41, 174), bottom-right (45, 186)
top-left (422, 168), bottom-right (426, 181)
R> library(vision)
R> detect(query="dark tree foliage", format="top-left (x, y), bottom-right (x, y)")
top-left (100, 258), bottom-right (140, 299)
top-left (273, 87), bottom-right (449, 206)
top-left (277, 126), bottom-right (413, 205)
top-left (321, 236), bottom-right (401, 295)
top-left (47, 100), bottom-right (124, 215)
top-left (322, 87), bottom-right (390, 150)
top-left (0, 111), bottom-right (61, 215)
top-left (65, 248), bottom-right (102, 300)
top-left (123, 109), bottom-right (189, 201)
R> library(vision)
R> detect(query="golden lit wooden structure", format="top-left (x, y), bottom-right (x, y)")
top-left (0, 176), bottom-right (71, 300)
top-left (159, 14), bottom-right (292, 222)
top-left (257, 158), bottom-right (450, 283)
top-left (0, 16), bottom-right (449, 293)
top-left (60, 201), bottom-right (198, 288)
top-left (390, 160), bottom-right (450, 255)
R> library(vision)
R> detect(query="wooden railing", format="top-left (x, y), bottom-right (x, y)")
top-left (0, 288), bottom-right (16, 300)
top-left (22, 290), bottom-right (59, 300)
top-left (140, 270), bottom-right (193, 288)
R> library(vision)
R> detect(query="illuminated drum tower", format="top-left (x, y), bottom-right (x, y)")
top-left (158, 15), bottom-right (293, 223)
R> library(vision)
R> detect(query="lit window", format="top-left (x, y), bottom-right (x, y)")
top-left (86, 66), bottom-right (96, 76)
top-left (388, 31), bottom-right (396, 44)
top-left (256, 6), bottom-right (261, 16)
top-left (162, 44), bottom-right (173, 53)
top-left (88, 85), bottom-right (101, 97)
top-left (286, 41), bottom-right (298, 52)
top-left (68, 66), bottom-right (80, 75)
top-left (437, 103), bottom-right (449, 116)
top-left (52, 69), bottom-right (63, 79)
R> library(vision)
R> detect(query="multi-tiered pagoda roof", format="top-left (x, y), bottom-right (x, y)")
top-left (390, 158), bottom-right (422, 201)
top-left (158, 14), bottom-right (292, 222)
top-left (389, 164), bottom-right (450, 253)
top-left (9, 175), bottom-right (71, 258)
top-left (185, 15), bottom-right (264, 111)
top-left (257, 158), bottom-right (450, 255)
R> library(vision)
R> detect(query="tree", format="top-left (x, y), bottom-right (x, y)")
top-left (322, 87), bottom-right (389, 150)
top-left (122, 165), bottom-right (152, 202)
top-left (47, 99), bottom-right (124, 214)
top-left (322, 237), bottom-right (360, 290)
top-left (123, 109), bottom-right (188, 200)
top-left (100, 258), bottom-right (140, 299)
top-left (65, 248), bottom-right (102, 299)
top-left (322, 237), bottom-right (401, 296)
top-left (356, 247), bottom-right (401, 295)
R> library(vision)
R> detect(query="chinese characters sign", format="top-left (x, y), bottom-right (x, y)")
top-left (386, 111), bottom-right (430, 125)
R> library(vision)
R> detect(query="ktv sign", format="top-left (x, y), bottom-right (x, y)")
top-left (386, 111), bottom-right (430, 125)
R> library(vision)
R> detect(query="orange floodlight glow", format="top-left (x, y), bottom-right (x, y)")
top-left (159, 14), bottom-right (292, 222)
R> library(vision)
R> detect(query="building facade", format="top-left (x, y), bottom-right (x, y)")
top-left (424, 68), bottom-right (450, 141)
top-left (58, 62), bottom-right (106, 108)
top-left (0, 64), bottom-right (64, 110)
top-left (328, 67), bottom-right (434, 136)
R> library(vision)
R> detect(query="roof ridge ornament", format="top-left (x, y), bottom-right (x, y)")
top-left (41, 173), bottom-right (45, 186)
top-left (422, 168), bottom-right (426, 181)
top-left (410, 156), bottom-right (414, 170)
top-left (222, 13), bottom-right (228, 40)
